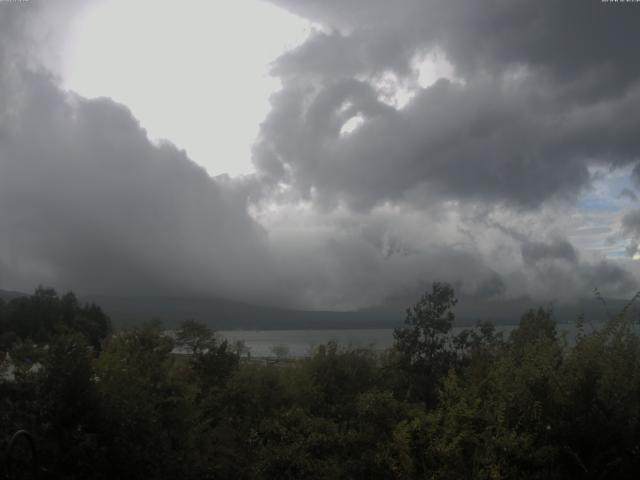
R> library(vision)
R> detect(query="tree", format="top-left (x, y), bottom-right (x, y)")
top-left (510, 307), bottom-right (557, 350)
top-left (304, 342), bottom-right (378, 420)
top-left (95, 323), bottom-right (194, 479)
top-left (176, 319), bottom-right (214, 356)
top-left (175, 319), bottom-right (238, 392)
top-left (0, 288), bottom-right (111, 350)
top-left (36, 334), bottom-right (104, 478)
top-left (393, 282), bottom-right (457, 407)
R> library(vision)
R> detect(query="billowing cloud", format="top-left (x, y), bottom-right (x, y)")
top-left (0, 2), bottom-right (276, 303)
top-left (268, 0), bottom-right (640, 94)
top-left (256, 0), bottom-right (640, 210)
top-left (0, 0), bottom-right (638, 313)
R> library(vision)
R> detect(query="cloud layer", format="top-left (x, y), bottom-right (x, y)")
top-left (1, 0), bottom-right (639, 311)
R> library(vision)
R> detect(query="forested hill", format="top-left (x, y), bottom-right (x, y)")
top-left (0, 289), bottom-right (28, 302)
top-left (74, 294), bottom-right (638, 330)
top-left (1, 288), bottom-right (634, 329)
top-left (82, 295), bottom-right (401, 330)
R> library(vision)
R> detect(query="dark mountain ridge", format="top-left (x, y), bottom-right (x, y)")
top-left (2, 288), bottom-right (635, 330)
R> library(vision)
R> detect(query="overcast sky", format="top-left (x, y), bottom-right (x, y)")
top-left (1, 0), bottom-right (640, 311)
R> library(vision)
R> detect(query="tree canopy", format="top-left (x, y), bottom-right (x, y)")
top-left (2, 284), bottom-right (640, 479)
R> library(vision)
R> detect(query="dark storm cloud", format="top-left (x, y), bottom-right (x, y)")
top-left (0, 72), bottom-right (274, 299)
top-left (622, 209), bottom-right (640, 259)
top-left (577, 261), bottom-right (637, 296)
top-left (623, 210), bottom-right (640, 237)
top-left (619, 188), bottom-right (639, 203)
top-left (257, 0), bottom-right (640, 210)
top-left (521, 239), bottom-right (578, 267)
top-left (0, 4), bottom-right (278, 301)
top-left (270, 0), bottom-right (640, 94)
top-left (471, 272), bottom-right (506, 301)
top-left (522, 237), bottom-right (635, 297)
top-left (482, 216), bottom-right (637, 298)
top-left (256, 75), bottom-right (626, 209)
top-left (520, 237), bottom-right (636, 298)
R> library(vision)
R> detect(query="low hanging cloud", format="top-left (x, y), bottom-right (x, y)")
top-left (521, 239), bottom-right (579, 267)
top-left (622, 210), bottom-right (640, 259)
top-left (0, 78), bottom-right (275, 300)
top-left (0, 3), bottom-right (277, 302)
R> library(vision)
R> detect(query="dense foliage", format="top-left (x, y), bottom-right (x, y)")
top-left (2, 284), bottom-right (640, 479)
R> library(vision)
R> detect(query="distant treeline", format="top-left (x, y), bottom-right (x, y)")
top-left (1, 284), bottom-right (640, 479)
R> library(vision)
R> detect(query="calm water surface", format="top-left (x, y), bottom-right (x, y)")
top-left (218, 325), bottom-right (585, 358)
top-left (219, 329), bottom-right (395, 358)
top-left (218, 323), bottom-right (599, 358)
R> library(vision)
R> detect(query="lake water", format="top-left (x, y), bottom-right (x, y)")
top-left (218, 329), bottom-right (396, 358)
top-left (216, 326), bottom-right (557, 358)
top-left (217, 323), bottom-right (605, 358)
